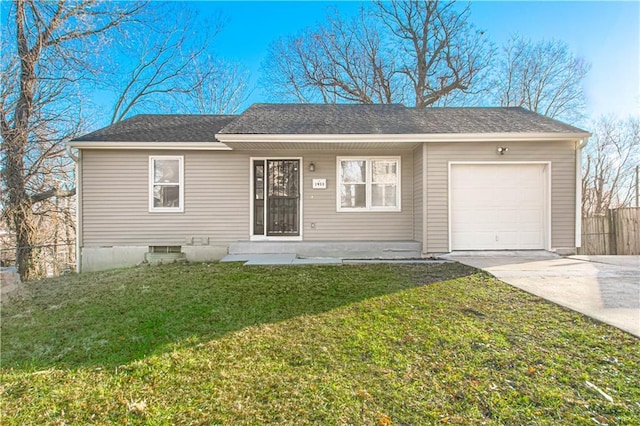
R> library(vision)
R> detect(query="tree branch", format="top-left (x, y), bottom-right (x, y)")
top-left (31, 186), bottom-right (76, 203)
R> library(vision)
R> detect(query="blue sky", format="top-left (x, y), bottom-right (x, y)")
top-left (201, 1), bottom-right (639, 119)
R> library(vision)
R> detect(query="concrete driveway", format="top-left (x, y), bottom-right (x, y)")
top-left (442, 252), bottom-right (640, 338)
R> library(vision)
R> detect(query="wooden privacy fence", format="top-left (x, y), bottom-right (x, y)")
top-left (579, 208), bottom-right (640, 255)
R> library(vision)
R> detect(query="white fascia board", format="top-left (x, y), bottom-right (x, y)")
top-left (67, 141), bottom-right (232, 150)
top-left (215, 132), bottom-right (592, 144)
top-left (417, 132), bottom-right (592, 142)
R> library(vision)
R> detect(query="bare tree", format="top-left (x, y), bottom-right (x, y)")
top-left (262, 8), bottom-right (399, 104)
top-left (1, 0), bottom-right (145, 280)
top-left (582, 117), bottom-right (640, 215)
top-left (261, 1), bottom-right (492, 107)
top-left (374, 0), bottom-right (492, 107)
top-left (185, 57), bottom-right (251, 114)
top-left (107, 6), bottom-right (223, 123)
top-left (492, 36), bottom-right (590, 122)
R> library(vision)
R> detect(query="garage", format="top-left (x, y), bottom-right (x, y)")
top-left (450, 163), bottom-right (549, 250)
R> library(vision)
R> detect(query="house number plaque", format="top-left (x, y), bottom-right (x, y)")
top-left (312, 179), bottom-right (327, 189)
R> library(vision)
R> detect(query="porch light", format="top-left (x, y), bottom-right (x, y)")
top-left (497, 146), bottom-right (509, 155)
top-left (309, 162), bottom-right (316, 172)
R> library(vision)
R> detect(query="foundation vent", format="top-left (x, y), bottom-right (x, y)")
top-left (146, 246), bottom-right (186, 264)
top-left (149, 246), bottom-right (182, 254)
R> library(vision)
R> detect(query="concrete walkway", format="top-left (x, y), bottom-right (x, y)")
top-left (443, 251), bottom-right (640, 338)
top-left (221, 254), bottom-right (343, 265)
top-left (220, 253), bottom-right (448, 266)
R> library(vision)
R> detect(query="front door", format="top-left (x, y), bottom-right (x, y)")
top-left (253, 159), bottom-right (300, 237)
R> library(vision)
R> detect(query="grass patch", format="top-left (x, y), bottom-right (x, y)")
top-left (2, 262), bottom-right (639, 424)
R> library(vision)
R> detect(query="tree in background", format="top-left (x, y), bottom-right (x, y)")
top-left (262, 9), bottom-right (398, 104)
top-left (261, 0), bottom-right (492, 106)
top-left (582, 117), bottom-right (640, 215)
top-left (106, 5), bottom-right (250, 122)
top-left (373, 0), bottom-right (492, 107)
top-left (491, 36), bottom-right (590, 123)
top-left (185, 57), bottom-right (252, 115)
top-left (1, 1), bottom-right (249, 279)
top-left (108, 5), bottom-right (216, 124)
top-left (0, 0), bottom-right (145, 280)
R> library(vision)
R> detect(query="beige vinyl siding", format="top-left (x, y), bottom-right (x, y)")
top-left (82, 149), bottom-right (249, 246)
top-left (249, 149), bottom-right (415, 241)
top-left (81, 148), bottom-right (416, 247)
top-left (413, 145), bottom-right (423, 242)
top-left (424, 141), bottom-right (576, 253)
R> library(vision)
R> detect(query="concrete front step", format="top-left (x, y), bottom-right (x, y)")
top-left (228, 240), bottom-right (422, 259)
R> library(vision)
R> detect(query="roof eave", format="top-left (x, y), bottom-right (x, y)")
top-left (67, 141), bottom-right (232, 150)
top-left (215, 132), bottom-right (592, 143)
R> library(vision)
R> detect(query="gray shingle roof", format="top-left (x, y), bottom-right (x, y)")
top-left (408, 107), bottom-right (588, 134)
top-left (218, 103), bottom-right (588, 135)
top-left (71, 104), bottom-right (589, 143)
top-left (72, 114), bottom-right (236, 142)
top-left (217, 103), bottom-right (415, 134)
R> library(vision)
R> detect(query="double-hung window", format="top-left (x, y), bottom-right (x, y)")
top-left (337, 156), bottom-right (401, 212)
top-left (149, 156), bottom-right (184, 212)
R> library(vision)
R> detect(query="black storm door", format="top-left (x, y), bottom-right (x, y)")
top-left (253, 159), bottom-right (300, 237)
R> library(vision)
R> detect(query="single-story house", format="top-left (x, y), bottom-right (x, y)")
top-left (69, 103), bottom-right (591, 272)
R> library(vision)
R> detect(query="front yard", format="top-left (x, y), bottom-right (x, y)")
top-left (1, 262), bottom-right (638, 424)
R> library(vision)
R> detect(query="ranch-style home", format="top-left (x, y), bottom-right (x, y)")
top-left (69, 103), bottom-right (590, 272)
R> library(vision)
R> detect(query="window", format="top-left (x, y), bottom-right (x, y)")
top-left (149, 156), bottom-right (184, 212)
top-left (337, 157), bottom-right (400, 212)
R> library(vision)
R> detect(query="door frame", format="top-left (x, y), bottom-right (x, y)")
top-left (447, 161), bottom-right (552, 251)
top-left (249, 156), bottom-right (303, 241)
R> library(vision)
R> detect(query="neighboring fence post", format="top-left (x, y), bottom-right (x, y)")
top-left (636, 166), bottom-right (640, 208)
top-left (608, 209), bottom-right (617, 255)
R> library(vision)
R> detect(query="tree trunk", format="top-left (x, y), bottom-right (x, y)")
top-left (2, 1), bottom-right (143, 279)
top-left (65, 206), bottom-right (75, 266)
top-left (5, 0), bottom-right (41, 280)
top-left (52, 197), bottom-right (60, 276)
top-left (3, 125), bottom-right (39, 280)
top-left (11, 201), bottom-right (38, 280)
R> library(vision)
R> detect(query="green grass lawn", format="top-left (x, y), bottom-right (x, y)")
top-left (1, 262), bottom-right (639, 425)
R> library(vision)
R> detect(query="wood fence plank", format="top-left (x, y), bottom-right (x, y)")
top-left (579, 208), bottom-right (640, 255)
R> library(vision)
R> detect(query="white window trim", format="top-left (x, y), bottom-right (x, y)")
top-left (336, 156), bottom-right (401, 212)
top-left (149, 155), bottom-right (184, 213)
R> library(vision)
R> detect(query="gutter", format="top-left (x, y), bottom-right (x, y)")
top-left (67, 146), bottom-right (82, 273)
top-left (67, 146), bottom-right (79, 162)
top-left (575, 137), bottom-right (590, 249)
top-left (422, 143), bottom-right (428, 255)
top-left (215, 132), bottom-right (592, 144)
top-left (68, 141), bottom-right (232, 150)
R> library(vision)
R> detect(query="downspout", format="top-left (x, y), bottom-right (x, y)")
top-left (67, 146), bottom-right (82, 273)
top-left (575, 137), bottom-right (589, 250)
top-left (422, 142), bottom-right (428, 255)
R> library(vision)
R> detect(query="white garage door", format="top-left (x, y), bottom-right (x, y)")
top-left (450, 163), bottom-right (548, 250)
